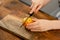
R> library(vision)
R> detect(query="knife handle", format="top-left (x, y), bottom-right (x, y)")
top-left (29, 12), bottom-right (34, 17)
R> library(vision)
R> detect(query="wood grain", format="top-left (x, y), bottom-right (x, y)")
top-left (0, 15), bottom-right (33, 40)
top-left (0, 0), bottom-right (60, 40)
top-left (0, 27), bottom-right (21, 40)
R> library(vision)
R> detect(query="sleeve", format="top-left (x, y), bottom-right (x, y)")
top-left (56, 11), bottom-right (60, 19)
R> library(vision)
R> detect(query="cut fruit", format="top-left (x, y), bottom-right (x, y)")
top-left (23, 17), bottom-right (34, 26)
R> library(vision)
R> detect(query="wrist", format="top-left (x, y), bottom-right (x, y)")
top-left (49, 20), bottom-right (60, 30)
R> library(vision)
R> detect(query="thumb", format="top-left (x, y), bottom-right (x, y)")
top-left (32, 18), bottom-right (39, 21)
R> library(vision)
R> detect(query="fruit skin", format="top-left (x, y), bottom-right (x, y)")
top-left (23, 17), bottom-right (33, 26)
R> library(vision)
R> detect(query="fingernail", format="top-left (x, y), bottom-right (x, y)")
top-left (30, 11), bottom-right (32, 14)
top-left (0, 1), bottom-right (2, 5)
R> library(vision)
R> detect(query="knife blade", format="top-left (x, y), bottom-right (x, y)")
top-left (20, 13), bottom-right (34, 27)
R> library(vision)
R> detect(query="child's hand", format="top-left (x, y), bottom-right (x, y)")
top-left (30, 0), bottom-right (50, 13)
top-left (26, 19), bottom-right (52, 32)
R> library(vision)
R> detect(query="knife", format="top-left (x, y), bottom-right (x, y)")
top-left (20, 13), bottom-right (34, 27)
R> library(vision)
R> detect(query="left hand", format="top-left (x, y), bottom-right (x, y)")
top-left (26, 18), bottom-right (52, 32)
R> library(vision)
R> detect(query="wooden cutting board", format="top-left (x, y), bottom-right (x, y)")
top-left (0, 15), bottom-right (33, 40)
top-left (0, 0), bottom-right (60, 40)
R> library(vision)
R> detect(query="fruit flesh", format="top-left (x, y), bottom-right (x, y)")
top-left (23, 17), bottom-right (33, 26)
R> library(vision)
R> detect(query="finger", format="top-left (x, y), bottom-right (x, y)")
top-left (36, 5), bottom-right (43, 12)
top-left (26, 22), bottom-right (38, 29)
top-left (26, 26), bottom-right (40, 31)
top-left (30, 4), bottom-right (38, 14)
top-left (30, 26), bottom-right (42, 32)
top-left (27, 21), bottom-right (38, 26)
top-left (26, 25), bottom-right (39, 29)
top-left (30, 27), bottom-right (41, 30)
top-left (31, 29), bottom-right (41, 32)
top-left (31, 29), bottom-right (44, 32)
top-left (26, 23), bottom-right (36, 29)
top-left (32, 18), bottom-right (39, 21)
top-left (30, 3), bottom-right (34, 8)
top-left (0, 1), bottom-right (2, 5)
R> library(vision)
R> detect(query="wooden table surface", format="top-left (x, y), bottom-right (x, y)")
top-left (0, 0), bottom-right (60, 40)
top-left (0, 27), bottom-right (21, 40)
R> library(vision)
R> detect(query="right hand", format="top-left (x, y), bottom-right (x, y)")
top-left (30, 0), bottom-right (50, 14)
top-left (0, 1), bottom-right (2, 5)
